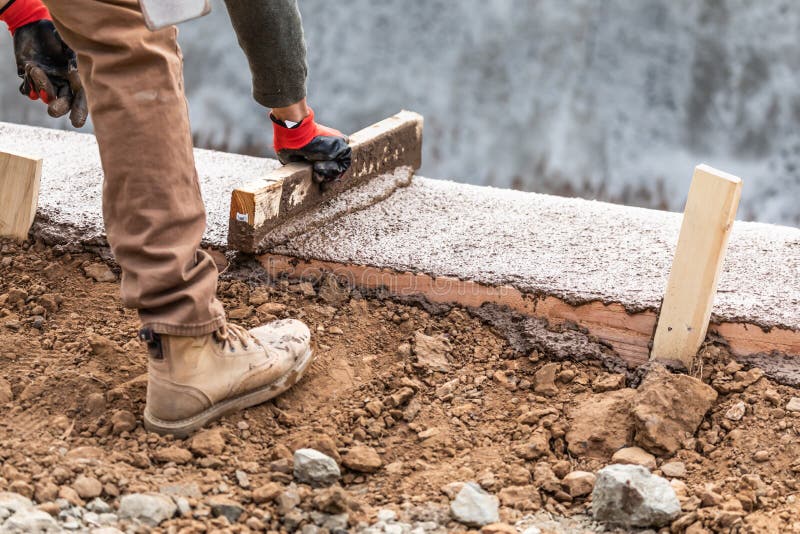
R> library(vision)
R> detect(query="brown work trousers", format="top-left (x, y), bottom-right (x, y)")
top-left (42, 0), bottom-right (225, 336)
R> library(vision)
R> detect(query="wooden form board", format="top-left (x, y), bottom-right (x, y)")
top-left (0, 150), bottom-right (42, 241)
top-left (650, 164), bottom-right (742, 369)
top-left (228, 110), bottom-right (423, 254)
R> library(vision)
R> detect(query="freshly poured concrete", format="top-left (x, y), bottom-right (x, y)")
top-left (271, 176), bottom-right (800, 331)
top-left (2, 121), bottom-right (798, 340)
top-left (0, 121), bottom-right (278, 247)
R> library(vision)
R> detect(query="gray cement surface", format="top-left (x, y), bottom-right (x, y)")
top-left (270, 177), bottom-right (800, 331)
top-left (0, 121), bottom-right (278, 247)
top-left (2, 122), bottom-right (798, 331)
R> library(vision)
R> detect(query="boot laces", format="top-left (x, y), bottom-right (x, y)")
top-left (214, 323), bottom-right (261, 352)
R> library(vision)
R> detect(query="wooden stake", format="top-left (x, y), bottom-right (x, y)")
top-left (0, 150), bottom-right (42, 241)
top-left (651, 164), bottom-right (742, 370)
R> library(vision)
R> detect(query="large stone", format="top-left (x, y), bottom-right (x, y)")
top-left (592, 464), bottom-right (681, 528)
top-left (632, 364), bottom-right (717, 456)
top-left (566, 389), bottom-right (636, 459)
top-left (450, 483), bottom-right (500, 527)
top-left (118, 493), bottom-right (177, 527)
top-left (2, 509), bottom-right (60, 533)
top-left (72, 475), bottom-right (103, 499)
top-left (293, 449), bottom-right (341, 487)
top-left (342, 446), bottom-right (382, 473)
top-left (413, 332), bottom-right (452, 372)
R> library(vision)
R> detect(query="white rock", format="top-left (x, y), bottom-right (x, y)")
top-left (725, 401), bottom-right (746, 421)
top-left (786, 397), bottom-right (800, 412)
top-left (522, 528), bottom-right (542, 534)
top-left (117, 493), bottom-right (177, 527)
top-left (2, 509), bottom-right (60, 533)
top-left (377, 508), bottom-right (398, 522)
top-left (0, 492), bottom-right (34, 517)
top-left (592, 464), bottom-right (681, 528)
top-left (450, 482), bottom-right (499, 527)
top-left (293, 448), bottom-right (341, 487)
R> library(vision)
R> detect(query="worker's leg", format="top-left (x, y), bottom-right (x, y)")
top-left (41, 0), bottom-right (225, 336)
top-left (223, 0), bottom-right (307, 108)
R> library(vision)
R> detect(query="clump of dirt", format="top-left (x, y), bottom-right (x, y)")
top-left (0, 237), bottom-right (799, 533)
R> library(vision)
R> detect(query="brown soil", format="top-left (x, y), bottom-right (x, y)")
top-left (1, 237), bottom-right (799, 533)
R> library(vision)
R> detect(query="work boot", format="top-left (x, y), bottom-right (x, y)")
top-left (140, 319), bottom-right (313, 437)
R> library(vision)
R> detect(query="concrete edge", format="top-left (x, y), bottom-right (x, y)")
top-left (256, 253), bottom-right (800, 370)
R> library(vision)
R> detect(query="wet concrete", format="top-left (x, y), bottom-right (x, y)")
top-left (3, 121), bottom-right (799, 335)
top-left (270, 176), bottom-right (800, 333)
top-left (0, 121), bottom-right (279, 248)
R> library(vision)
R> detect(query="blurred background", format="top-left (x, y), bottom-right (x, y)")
top-left (1, 0), bottom-right (799, 225)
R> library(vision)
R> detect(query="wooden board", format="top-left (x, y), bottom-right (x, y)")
top-left (650, 164), bottom-right (742, 369)
top-left (0, 150), bottom-right (42, 241)
top-left (228, 110), bottom-right (423, 254)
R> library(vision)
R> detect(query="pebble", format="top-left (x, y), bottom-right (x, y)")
top-left (294, 449), bottom-right (341, 487)
top-left (190, 428), bottom-right (226, 456)
top-left (110, 410), bottom-right (136, 434)
top-left (151, 446), bottom-right (193, 465)
top-left (117, 493), bottom-right (177, 527)
top-left (208, 496), bottom-right (245, 523)
top-left (450, 482), bottom-right (500, 527)
top-left (786, 397), bottom-right (800, 412)
top-left (235, 470), bottom-right (250, 488)
top-left (753, 450), bottom-right (770, 463)
top-left (3, 509), bottom-right (60, 532)
top-left (660, 462), bottom-right (687, 478)
top-left (592, 464), bottom-right (680, 528)
top-left (611, 447), bottom-right (657, 470)
top-left (342, 445), bottom-right (382, 473)
top-left (83, 263), bottom-right (117, 283)
top-left (562, 471), bottom-right (596, 497)
top-left (252, 482), bottom-right (283, 504)
top-left (0, 377), bottom-right (12, 403)
top-left (72, 476), bottom-right (102, 499)
top-left (724, 401), bottom-right (746, 421)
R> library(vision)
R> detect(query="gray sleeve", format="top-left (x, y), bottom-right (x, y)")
top-left (223, 0), bottom-right (307, 108)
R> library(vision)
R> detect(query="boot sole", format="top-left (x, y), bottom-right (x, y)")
top-left (142, 347), bottom-right (314, 438)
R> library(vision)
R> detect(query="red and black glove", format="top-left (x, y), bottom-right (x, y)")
top-left (272, 107), bottom-right (352, 184)
top-left (1, 0), bottom-right (87, 127)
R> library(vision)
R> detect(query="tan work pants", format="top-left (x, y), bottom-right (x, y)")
top-left (43, 0), bottom-right (225, 336)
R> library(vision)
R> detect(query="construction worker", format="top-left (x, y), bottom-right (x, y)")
top-left (1, 0), bottom-right (352, 436)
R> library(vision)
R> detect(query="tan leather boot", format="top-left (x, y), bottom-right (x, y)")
top-left (140, 319), bottom-right (313, 437)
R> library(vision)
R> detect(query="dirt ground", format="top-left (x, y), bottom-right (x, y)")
top-left (1, 237), bottom-right (799, 533)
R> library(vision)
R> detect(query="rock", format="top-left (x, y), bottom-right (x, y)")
top-left (725, 401), bottom-right (746, 421)
top-left (786, 397), bottom-right (800, 412)
top-left (533, 363), bottom-right (559, 396)
top-left (253, 482), bottom-right (283, 504)
top-left (85, 393), bottom-right (106, 415)
top-left (412, 332), bottom-right (452, 372)
top-left (481, 523), bottom-right (518, 534)
top-left (208, 496), bottom-right (245, 523)
top-left (118, 493), bottom-right (177, 527)
top-left (2, 509), bottom-right (60, 533)
top-left (318, 275), bottom-right (349, 305)
top-left (592, 464), bottom-right (681, 528)
top-left (312, 486), bottom-right (350, 514)
top-left (497, 486), bottom-right (541, 511)
top-left (257, 302), bottom-right (287, 316)
top-left (753, 450), bottom-right (770, 463)
top-left (152, 446), bottom-right (193, 465)
top-left (58, 486), bottom-right (83, 506)
top-left (110, 410), bottom-right (136, 434)
top-left (288, 434), bottom-right (342, 462)
top-left (84, 263), bottom-right (117, 283)
top-left (0, 492), bottom-right (34, 516)
top-left (593, 373), bottom-right (626, 392)
top-left (86, 498), bottom-right (112, 514)
top-left (235, 470), bottom-right (250, 488)
top-left (72, 475), bottom-right (102, 499)
top-left (276, 487), bottom-right (301, 515)
top-left (342, 445), bottom-right (382, 473)
top-left (514, 428), bottom-right (551, 460)
top-left (450, 483), bottom-right (500, 527)
top-left (566, 389), bottom-right (636, 459)
top-left (0, 377), bottom-right (13, 403)
top-left (377, 509), bottom-right (397, 522)
top-left (632, 364), bottom-right (717, 456)
top-left (562, 471), bottom-right (596, 497)
top-left (611, 447), bottom-right (657, 470)
top-left (661, 462), bottom-right (686, 478)
top-left (190, 428), bottom-right (226, 456)
top-left (228, 306), bottom-right (253, 320)
top-left (293, 449), bottom-right (341, 487)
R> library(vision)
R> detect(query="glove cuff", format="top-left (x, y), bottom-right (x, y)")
top-left (272, 107), bottom-right (319, 152)
top-left (0, 0), bottom-right (51, 36)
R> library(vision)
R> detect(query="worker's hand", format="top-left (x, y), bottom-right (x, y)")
top-left (272, 108), bottom-right (352, 184)
top-left (14, 20), bottom-right (88, 128)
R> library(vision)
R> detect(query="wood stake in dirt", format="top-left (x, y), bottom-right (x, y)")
top-left (651, 164), bottom-right (742, 370)
top-left (0, 150), bottom-right (42, 241)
